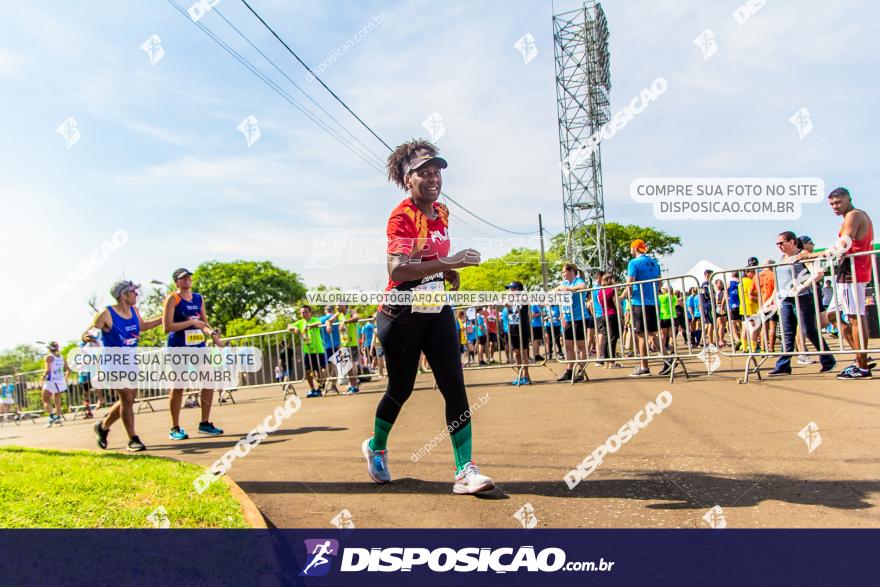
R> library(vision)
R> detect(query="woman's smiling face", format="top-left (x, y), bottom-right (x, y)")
top-left (406, 163), bottom-right (443, 203)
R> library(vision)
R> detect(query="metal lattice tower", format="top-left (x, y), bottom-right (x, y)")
top-left (553, 1), bottom-right (611, 273)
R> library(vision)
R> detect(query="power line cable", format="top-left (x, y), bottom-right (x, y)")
top-left (166, 0), bottom-right (386, 175)
top-left (240, 0), bottom-right (394, 152)
top-left (237, 0), bottom-right (539, 237)
top-left (213, 6), bottom-right (387, 168)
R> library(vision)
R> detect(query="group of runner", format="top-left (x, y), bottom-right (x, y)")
top-left (24, 135), bottom-right (873, 502)
top-left (287, 303), bottom-right (379, 397)
top-left (80, 268), bottom-right (225, 452)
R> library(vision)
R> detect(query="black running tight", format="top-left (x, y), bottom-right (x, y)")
top-left (375, 306), bottom-right (470, 430)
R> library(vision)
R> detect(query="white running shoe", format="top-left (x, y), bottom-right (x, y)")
top-left (797, 355), bottom-right (817, 365)
top-left (453, 462), bottom-right (494, 494)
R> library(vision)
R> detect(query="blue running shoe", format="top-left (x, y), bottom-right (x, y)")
top-left (362, 438), bottom-right (391, 484)
top-left (511, 378), bottom-right (521, 386)
top-left (520, 377), bottom-right (532, 385)
top-left (169, 427), bottom-right (189, 440)
top-left (198, 422), bottom-right (223, 435)
top-left (307, 389), bottom-right (322, 398)
top-left (346, 386), bottom-right (359, 394)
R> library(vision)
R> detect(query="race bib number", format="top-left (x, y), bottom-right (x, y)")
top-left (185, 329), bottom-right (206, 346)
top-left (509, 305), bottom-right (522, 325)
top-left (411, 281), bottom-right (444, 314)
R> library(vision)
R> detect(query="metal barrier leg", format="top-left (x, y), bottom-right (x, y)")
top-left (576, 362), bottom-right (589, 383)
top-left (737, 355), bottom-right (767, 384)
top-left (668, 358), bottom-right (689, 384)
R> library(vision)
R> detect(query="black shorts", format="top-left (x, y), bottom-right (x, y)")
top-left (563, 320), bottom-right (587, 341)
top-left (304, 353), bottom-right (327, 371)
top-left (596, 315), bottom-right (616, 334)
top-left (488, 332), bottom-right (498, 343)
top-left (659, 318), bottom-right (672, 329)
top-left (478, 335), bottom-right (488, 346)
top-left (632, 305), bottom-right (659, 334)
top-left (531, 325), bottom-right (543, 339)
top-left (509, 333), bottom-right (531, 352)
top-left (730, 307), bottom-right (742, 321)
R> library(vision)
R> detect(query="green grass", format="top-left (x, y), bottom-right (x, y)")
top-left (0, 446), bottom-right (250, 528)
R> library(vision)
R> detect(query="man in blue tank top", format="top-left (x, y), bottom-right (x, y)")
top-left (162, 268), bottom-right (224, 440)
top-left (84, 280), bottom-right (162, 452)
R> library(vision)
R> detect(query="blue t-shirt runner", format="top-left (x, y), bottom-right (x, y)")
top-left (529, 304), bottom-right (543, 328)
top-left (627, 254), bottom-right (661, 306)
top-left (362, 321), bottom-right (375, 350)
top-left (562, 276), bottom-right (589, 321)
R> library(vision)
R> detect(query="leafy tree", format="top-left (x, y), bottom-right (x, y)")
top-left (551, 223), bottom-right (681, 281)
top-left (0, 344), bottom-right (44, 375)
top-left (459, 248), bottom-right (562, 292)
top-left (192, 261), bottom-right (306, 332)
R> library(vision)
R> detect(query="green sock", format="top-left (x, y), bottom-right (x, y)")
top-left (450, 422), bottom-right (473, 473)
top-left (369, 417), bottom-right (393, 451)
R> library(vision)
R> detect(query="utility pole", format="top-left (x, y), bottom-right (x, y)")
top-left (539, 214), bottom-right (548, 290)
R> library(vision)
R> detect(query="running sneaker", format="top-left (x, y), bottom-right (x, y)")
top-left (534, 354), bottom-right (545, 362)
top-left (45, 414), bottom-right (58, 428)
top-left (519, 377), bottom-right (532, 385)
top-left (556, 370), bottom-right (573, 382)
top-left (127, 436), bottom-right (146, 452)
top-left (169, 427), bottom-right (189, 440)
top-left (361, 437), bottom-right (391, 484)
top-left (797, 356), bottom-right (817, 365)
top-left (659, 361), bottom-right (673, 376)
top-left (453, 462), bottom-right (494, 495)
top-left (837, 366), bottom-right (872, 380)
top-left (346, 386), bottom-right (360, 395)
top-left (94, 422), bottom-right (108, 450)
top-left (307, 389), bottom-right (322, 398)
top-left (198, 422), bottom-right (223, 435)
top-left (629, 367), bottom-right (650, 377)
top-left (849, 359), bottom-right (877, 370)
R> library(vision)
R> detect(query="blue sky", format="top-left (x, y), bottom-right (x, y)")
top-left (1, 0), bottom-right (878, 350)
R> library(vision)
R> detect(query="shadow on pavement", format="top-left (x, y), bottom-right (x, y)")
top-left (236, 471), bottom-right (880, 510)
top-left (145, 426), bottom-right (348, 453)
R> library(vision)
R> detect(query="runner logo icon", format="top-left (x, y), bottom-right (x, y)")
top-left (300, 539), bottom-right (340, 577)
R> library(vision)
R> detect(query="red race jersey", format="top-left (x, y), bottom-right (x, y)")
top-left (385, 198), bottom-right (451, 291)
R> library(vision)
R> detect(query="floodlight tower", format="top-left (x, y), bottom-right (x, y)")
top-left (553, 1), bottom-right (611, 273)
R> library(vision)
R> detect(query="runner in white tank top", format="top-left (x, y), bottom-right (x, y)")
top-left (42, 342), bottom-right (69, 427)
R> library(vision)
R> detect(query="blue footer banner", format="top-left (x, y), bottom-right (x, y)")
top-left (1, 529), bottom-right (875, 586)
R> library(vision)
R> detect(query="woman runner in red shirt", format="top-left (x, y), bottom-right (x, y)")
top-left (362, 140), bottom-right (495, 494)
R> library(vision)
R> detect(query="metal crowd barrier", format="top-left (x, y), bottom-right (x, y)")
top-left (550, 273), bottom-right (710, 383)
top-left (219, 315), bottom-right (384, 397)
top-left (0, 368), bottom-right (102, 424)
top-left (450, 303), bottom-right (549, 381)
top-left (711, 249), bottom-right (879, 383)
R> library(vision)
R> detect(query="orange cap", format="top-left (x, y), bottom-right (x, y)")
top-left (630, 239), bottom-right (648, 252)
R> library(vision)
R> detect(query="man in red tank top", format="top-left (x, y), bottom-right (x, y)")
top-left (802, 187), bottom-right (874, 379)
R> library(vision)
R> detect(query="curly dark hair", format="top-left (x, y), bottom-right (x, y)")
top-left (386, 139), bottom-right (438, 191)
